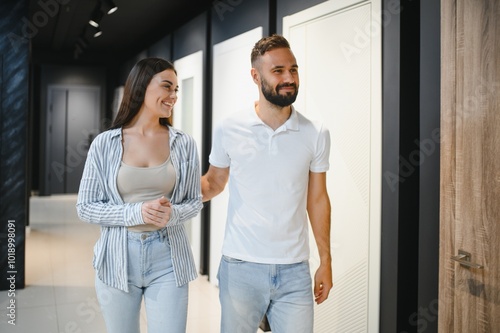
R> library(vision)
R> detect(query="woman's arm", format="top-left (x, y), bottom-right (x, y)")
top-left (76, 136), bottom-right (145, 227)
top-left (167, 135), bottom-right (204, 227)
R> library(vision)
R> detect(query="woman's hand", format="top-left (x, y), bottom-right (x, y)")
top-left (141, 197), bottom-right (171, 227)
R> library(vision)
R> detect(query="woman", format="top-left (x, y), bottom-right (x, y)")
top-left (76, 58), bottom-right (203, 333)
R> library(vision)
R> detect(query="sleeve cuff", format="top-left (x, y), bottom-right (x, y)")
top-left (123, 202), bottom-right (145, 227)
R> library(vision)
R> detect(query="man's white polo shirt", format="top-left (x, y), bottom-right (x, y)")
top-left (209, 106), bottom-right (330, 264)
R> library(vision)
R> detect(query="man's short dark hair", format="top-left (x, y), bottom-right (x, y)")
top-left (251, 34), bottom-right (291, 67)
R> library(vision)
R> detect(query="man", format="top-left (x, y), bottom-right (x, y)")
top-left (202, 34), bottom-right (332, 333)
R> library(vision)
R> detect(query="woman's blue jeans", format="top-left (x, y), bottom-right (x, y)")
top-left (218, 255), bottom-right (314, 333)
top-left (95, 230), bottom-right (188, 333)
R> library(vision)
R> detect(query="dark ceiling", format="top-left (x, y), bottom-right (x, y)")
top-left (29, 0), bottom-right (214, 66)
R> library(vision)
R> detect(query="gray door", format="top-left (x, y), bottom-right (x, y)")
top-left (47, 86), bottom-right (100, 194)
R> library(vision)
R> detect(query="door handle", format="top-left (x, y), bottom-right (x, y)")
top-left (451, 250), bottom-right (484, 269)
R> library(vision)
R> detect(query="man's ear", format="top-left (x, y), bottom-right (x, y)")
top-left (251, 68), bottom-right (260, 84)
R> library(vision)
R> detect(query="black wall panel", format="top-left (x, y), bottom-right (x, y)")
top-left (211, 0), bottom-right (270, 45)
top-left (381, 0), bottom-right (401, 328)
top-left (148, 35), bottom-right (173, 61)
top-left (173, 13), bottom-right (208, 61)
top-left (0, 0), bottom-right (30, 290)
top-left (397, 1), bottom-right (421, 331)
top-left (382, 0), bottom-right (440, 332)
top-left (417, 1), bottom-right (440, 332)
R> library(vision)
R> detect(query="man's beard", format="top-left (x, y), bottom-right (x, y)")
top-left (261, 78), bottom-right (298, 107)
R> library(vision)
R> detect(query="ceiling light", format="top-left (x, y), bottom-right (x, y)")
top-left (93, 27), bottom-right (103, 38)
top-left (102, 0), bottom-right (118, 14)
top-left (89, 6), bottom-right (104, 27)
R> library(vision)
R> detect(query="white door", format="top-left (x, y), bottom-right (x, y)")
top-left (284, 0), bottom-right (382, 331)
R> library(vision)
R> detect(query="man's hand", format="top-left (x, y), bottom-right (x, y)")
top-left (314, 263), bottom-right (333, 305)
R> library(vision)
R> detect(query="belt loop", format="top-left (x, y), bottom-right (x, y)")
top-left (159, 228), bottom-right (166, 242)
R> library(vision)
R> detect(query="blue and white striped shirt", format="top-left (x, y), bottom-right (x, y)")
top-left (76, 127), bottom-right (203, 292)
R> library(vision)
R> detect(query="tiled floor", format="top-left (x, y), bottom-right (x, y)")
top-left (0, 194), bottom-right (246, 333)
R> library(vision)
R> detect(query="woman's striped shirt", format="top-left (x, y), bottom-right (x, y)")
top-left (76, 127), bottom-right (203, 292)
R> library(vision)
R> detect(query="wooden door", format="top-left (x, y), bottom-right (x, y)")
top-left (439, 0), bottom-right (500, 331)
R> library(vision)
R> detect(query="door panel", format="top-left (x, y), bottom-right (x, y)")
top-left (46, 86), bottom-right (100, 194)
top-left (66, 89), bottom-right (99, 193)
top-left (48, 89), bottom-right (68, 194)
top-left (439, 0), bottom-right (500, 331)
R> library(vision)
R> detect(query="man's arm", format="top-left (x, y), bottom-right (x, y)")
top-left (201, 165), bottom-right (230, 202)
top-left (307, 171), bottom-right (332, 305)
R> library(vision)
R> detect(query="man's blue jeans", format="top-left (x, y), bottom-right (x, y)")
top-left (218, 255), bottom-right (314, 333)
top-left (95, 230), bottom-right (188, 333)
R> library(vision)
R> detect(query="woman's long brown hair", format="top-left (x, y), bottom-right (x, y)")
top-left (110, 58), bottom-right (176, 129)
